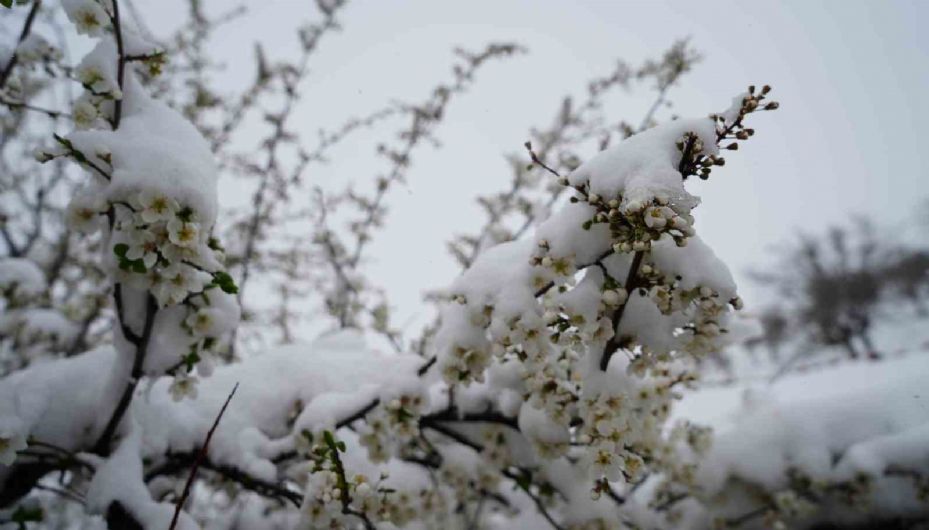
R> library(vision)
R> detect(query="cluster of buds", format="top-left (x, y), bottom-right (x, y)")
top-left (577, 389), bottom-right (660, 482)
top-left (440, 343), bottom-right (492, 385)
top-left (772, 489), bottom-right (816, 519)
top-left (668, 420), bottom-right (713, 457)
top-left (299, 430), bottom-right (396, 527)
top-left (72, 60), bottom-right (124, 129)
top-left (522, 355), bottom-right (579, 426)
top-left (480, 426), bottom-right (513, 467)
top-left (439, 456), bottom-right (501, 500)
top-left (530, 239), bottom-right (577, 281)
top-left (358, 393), bottom-right (425, 462)
top-left (683, 85), bottom-right (779, 180)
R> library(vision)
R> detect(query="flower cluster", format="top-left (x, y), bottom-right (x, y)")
top-left (297, 430), bottom-right (419, 528)
top-left (430, 90), bottom-right (777, 525)
top-left (62, 0), bottom-right (111, 37)
top-left (0, 429), bottom-right (27, 467)
top-left (358, 392), bottom-right (425, 463)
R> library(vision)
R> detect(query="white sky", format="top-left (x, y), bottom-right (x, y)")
top-left (134, 0), bottom-right (929, 337)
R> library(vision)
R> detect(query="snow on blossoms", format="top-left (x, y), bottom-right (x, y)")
top-left (34, 39), bottom-right (240, 390)
top-left (432, 87), bottom-right (777, 519)
top-left (0, 1), bottom-right (786, 524)
top-left (0, 1), bottom-right (239, 526)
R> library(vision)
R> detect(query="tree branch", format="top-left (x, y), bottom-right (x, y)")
top-left (169, 383), bottom-right (239, 530)
top-left (0, 0), bottom-right (42, 90)
top-left (92, 293), bottom-right (158, 455)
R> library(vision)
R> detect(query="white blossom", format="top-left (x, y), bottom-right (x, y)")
top-left (125, 229), bottom-right (160, 269)
top-left (0, 431), bottom-right (27, 466)
top-left (169, 373), bottom-right (199, 402)
top-left (72, 98), bottom-right (98, 129)
top-left (167, 218), bottom-right (200, 248)
top-left (185, 307), bottom-right (222, 337)
top-left (63, 0), bottom-right (109, 36)
top-left (153, 264), bottom-right (200, 306)
top-left (137, 190), bottom-right (179, 224)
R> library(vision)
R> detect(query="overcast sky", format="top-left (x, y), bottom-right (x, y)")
top-left (134, 0), bottom-right (929, 336)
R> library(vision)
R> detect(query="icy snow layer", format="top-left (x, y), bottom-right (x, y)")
top-left (630, 353), bottom-right (929, 529)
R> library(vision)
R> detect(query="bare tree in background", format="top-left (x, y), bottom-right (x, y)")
top-left (752, 213), bottom-right (929, 366)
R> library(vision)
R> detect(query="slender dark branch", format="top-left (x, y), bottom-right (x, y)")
top-left (535, 248), bottom-right (615, 298)
top-left (145, 453), bottom-right (302, 507)
top-left (725, 506), bottom-right (769, 528)
top-left (1, 225), bottom-right (21, 257)
top-left (112, 283), bottom-right (141, 345)
top-left (0, 96), bottom-right (71, 119)
top-left (235, 2), bottom-right (347, 305)
top-left (109, 0), bottom-right (127, 128)
top-left (501, 468), bottom-right (566, 530)
top-left (421, 407), bottom-right (519, 429)
top-left (417, 355), bottom-right (436, 376)
top-left (423, 422), bottom-right (483, 453)
top-left (34, 483), bottom-right (85, 505)
top-left (169, 383), bottom-right (239, 530)
top-left (524, 141), bottom-right (561, 178)
top-left (600, 250), bottom-right (645, 370)
top-left (336, 398), bottom-right (380, 429)
top-left (0, 0), bottom-right (42, 90)
top-left (92, 294), bottom-right (158, 455)
top-left (324, 432), bottom-right (377, 530)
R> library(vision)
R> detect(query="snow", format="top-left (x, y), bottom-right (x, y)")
top-left (0, 347), bottom-right (116, 458)
top-left (650, 235), bottom-right (737, 300)
top-left (568, 117), bottom-right (717, 210)
top-left (0, 258), bottom-right (46, 300)
top-left (133, 331), bottom-right (422, 480)
top-left (0, 308), bottom-right (80, 350)
top-left (696, 353), bottom-right (929, 489)
top-left (0, 331), bottom-right (424, 523)
top-left (85, 428), bottom-right (197, 530)
top-left (69, 70), bottom-right (220, 231)
top-left (434, 114), bottom-right (734, 385)
top-left (629, 352), bottom-right (929, 528)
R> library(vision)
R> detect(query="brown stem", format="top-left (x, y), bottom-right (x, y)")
top-left (169, 383), bottom-right (239, 530)
top-left (92, 294), bottom-right (158, 455)
top-left (0, 0), bottom-right (42, 90)
top-left (109, 0), bottom-right (127, 128)
top-left (600, 250), bottom-right (645, 370)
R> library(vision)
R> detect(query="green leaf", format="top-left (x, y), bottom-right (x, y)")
top-left (323, 430), bottom-right (336, 447)
top-left (1, 0), bottom-right (14, 9)
top-left (211, 271), bottom-right (239, 294)
top-left (177, 206), bottom-right (194, 222)
top-left (11, 505), bottom-right (43, 524)
top-left (300, 429), bottom-right (314, 442)
top-left (131, 260), bottom-right (147, 273)
top-left (183, 350), bottom-right (200, 371)
top-left (113, 243), bottom-right (129, 257)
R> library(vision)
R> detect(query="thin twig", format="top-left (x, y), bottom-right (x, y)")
top-left (0, 0), bottom-right (42, 90)
top-left (109, 0), bottom-right (127, 128)
top-left (169, 383), bottom-right (239, 530)
top-left (92, 294), bottom-right (158, 455)
top-left (600, 250), bottom-right (645, 370)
